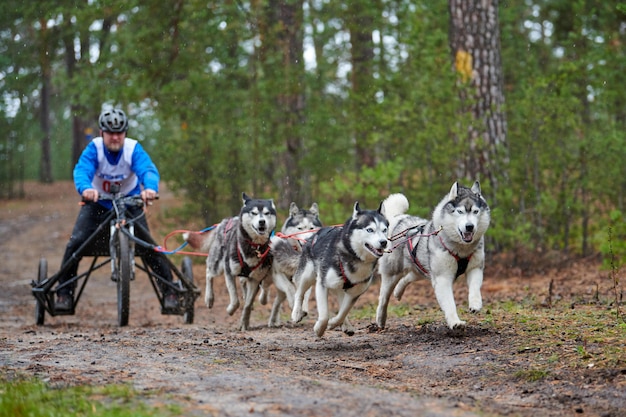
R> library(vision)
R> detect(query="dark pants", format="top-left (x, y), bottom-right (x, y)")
top-left (57, 202), bottom-right (173, 296)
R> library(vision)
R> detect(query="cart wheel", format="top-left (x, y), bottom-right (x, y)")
top-left (35, 258), bottom-right (47, 326)
top-left (181, 257), bottom-right (195, 324)
top-left (117, 231), bottom-right (131, 326)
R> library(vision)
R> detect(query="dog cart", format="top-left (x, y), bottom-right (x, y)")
top-left (31, 186), bottom-right (200, 326)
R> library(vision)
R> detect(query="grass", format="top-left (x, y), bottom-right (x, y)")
top-left (0, 375), bottom-right (182, 417)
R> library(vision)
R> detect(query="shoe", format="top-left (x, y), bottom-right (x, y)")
top-left (164, 294), bottom-right (179, 309)
top-left (55, 294), bottom-right (73, 311)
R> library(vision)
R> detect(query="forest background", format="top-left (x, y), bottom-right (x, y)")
top-left (0, 0), bottom-right (625, 267)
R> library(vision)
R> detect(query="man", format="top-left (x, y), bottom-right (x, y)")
top-left (56, 108), bottom-right (178, 311)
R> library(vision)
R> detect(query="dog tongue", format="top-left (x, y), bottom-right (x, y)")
top-left (462, 232), bottom-right (474, 242)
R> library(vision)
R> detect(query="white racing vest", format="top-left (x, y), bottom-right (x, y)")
top-left (92, 137), bottom-right (139, 197)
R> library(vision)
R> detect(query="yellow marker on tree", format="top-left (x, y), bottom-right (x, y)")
top-left (455, 49), bottom-right (473, 83)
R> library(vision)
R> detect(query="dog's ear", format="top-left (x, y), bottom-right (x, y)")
top-left (352, 201), bottom-right (361, 219)
top-left (471, 181), bottom-right (482, 196)
top-left (310, 202), bottom-right (319, 217)
top-left (377, 200), bottom-right (384, 214)
top-left (270, 199), bottom-right (276, 210)
top-left (448, 182), bottom-right (459, 201)
top-left (289, 202), bottom-right (299, 216)
top-left (242, 192), bottom-right (251, 205)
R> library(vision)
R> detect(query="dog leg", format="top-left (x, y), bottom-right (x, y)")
top-left (466, 268), bottom-right (483, 313)
top-left (259, 277), bottom-right (272, 306)
top-left (313, 280), bottom-right (329, 338)
top-left (432, 274), bottom-right (466, 329)
top-left (258, 286), bottom-right (268, 306)
top-left (268, 271), bottom-right (295, 326)
top-left (328, 291), bottom-right (357, 336)
top-left (240, 278), bottom-right (260, 331)
top-left (302, 286), bottom-right (312, 317)
top-left (376, 273), bottom-right (402, 329)
top-left (394, 273), bottom-right (417, 301)
top-left (268, 289), bottom-right (287, 327)
top-left (272, 271), bottom-right (295, 308)
top-left (224, 272), bottom-right (240, 316)
top-left (204, 269), bottom-right (215, 309)
top-left (291, 265), bottom-right (315, 323)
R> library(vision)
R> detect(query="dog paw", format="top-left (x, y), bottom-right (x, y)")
top-left (327, 317), bottom-right (341, 330)
top-left (204, 296), bottom-right (214, 309)
top-left (449, 320), bottom-right (467, 330)
top-left (226, 302), bottom-right (240, 316)
top-left (393, 287), bottom-right (405, 301)
top-left (342, 325), bottom-right (355, 336)
top-left (314, 320), bottom-right (327, 338)
top-left (469, 305), bottom-right (482, 314)
top-left (291, 310), bottom-right (307, 323)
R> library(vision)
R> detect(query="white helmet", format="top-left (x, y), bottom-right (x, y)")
top-left (98, 108), bottom-right (129, 133)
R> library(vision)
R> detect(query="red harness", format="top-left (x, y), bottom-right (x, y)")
top-left (224, 217), bottom-right (272, 277)
top-left (237, 241), bottom-right (271, 277)
top-left (407, 233), bottom-right (472, 278)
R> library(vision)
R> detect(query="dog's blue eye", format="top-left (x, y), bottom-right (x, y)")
top-left (367, 228), bottom-right (374, 233)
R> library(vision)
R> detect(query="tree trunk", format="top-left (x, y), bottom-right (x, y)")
top-left (347, 1), bottom-right (377, 169)
top-left (62, 24), bottom-right (88, 169)
top-left (448, 0), bottom-right (508, 190)
top-left (38, 19), bottom-right (53, 184)
top-left (277, 0), bottom-right (306, 208)
top-left (259, 0), bottom-right (306, 209)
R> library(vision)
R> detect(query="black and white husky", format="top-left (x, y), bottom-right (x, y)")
top-left (291, 202), bottom-right (389, 338)
top-left (186, 193), bottom-right (277, 331)
top-left (265, 202), bottom-right (322, 327)
top-left (376, 181), bottom-right (490, 330)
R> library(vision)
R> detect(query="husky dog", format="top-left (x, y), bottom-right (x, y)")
top-left (376, 181), bottom-right (490, 330)
top-left (291, 202), bottom-right (389, 338)
top-left (186, 193), bottom-right (277, 331)
top-left (265, 202), bottom-right (322, 327)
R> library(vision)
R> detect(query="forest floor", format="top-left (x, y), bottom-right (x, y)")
top-left (1, 181), bottom-right (625, 417)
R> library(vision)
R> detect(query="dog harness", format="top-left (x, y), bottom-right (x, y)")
top-left (407, 232), bottom-right (472, 278)
top-left (338, 258), bottom-right (373, 290)
top-left (224, 217), bottom-right (272, 278)
top-left (438, 235), bottom-right (472, 278)
top-left (237, 241), bottom-right (271, 277)
top-left (309, 226), bottom-right (373, 290)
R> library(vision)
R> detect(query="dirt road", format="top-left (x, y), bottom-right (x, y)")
top-left (1, 182), bottom-right (624, 417)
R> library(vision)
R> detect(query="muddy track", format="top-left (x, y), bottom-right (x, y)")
top-left (1, 182), bottom-right (624, 417)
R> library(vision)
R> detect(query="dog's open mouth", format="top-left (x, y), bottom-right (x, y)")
top-left (255, 225), bottom-right (268, 235)
top-left (366, 243), bottom-right (385, 257)
top-left (460, 230), bottom-right (474, 243)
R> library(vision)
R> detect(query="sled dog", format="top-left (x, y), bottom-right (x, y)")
top-left (186, 193), bottom-right (277, 331)
top-left (266, 202), bottom-right (323, 327)
top-left (376, 181), bottom-right (490, 330)
top-left (291, 202), bottom-right (389, 338)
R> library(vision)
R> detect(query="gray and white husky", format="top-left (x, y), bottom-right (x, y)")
top-left (376, 181), bottom-right (490, 330)
top-left (291, 202), bottom-right (389, 338)
top-left (265, 202), bottom-right (322, 327)
top-left (185, 193), bottom-right (277, 331)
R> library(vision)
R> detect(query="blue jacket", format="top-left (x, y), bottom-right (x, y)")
top-left (73, 137), bottom-right (160, 209)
